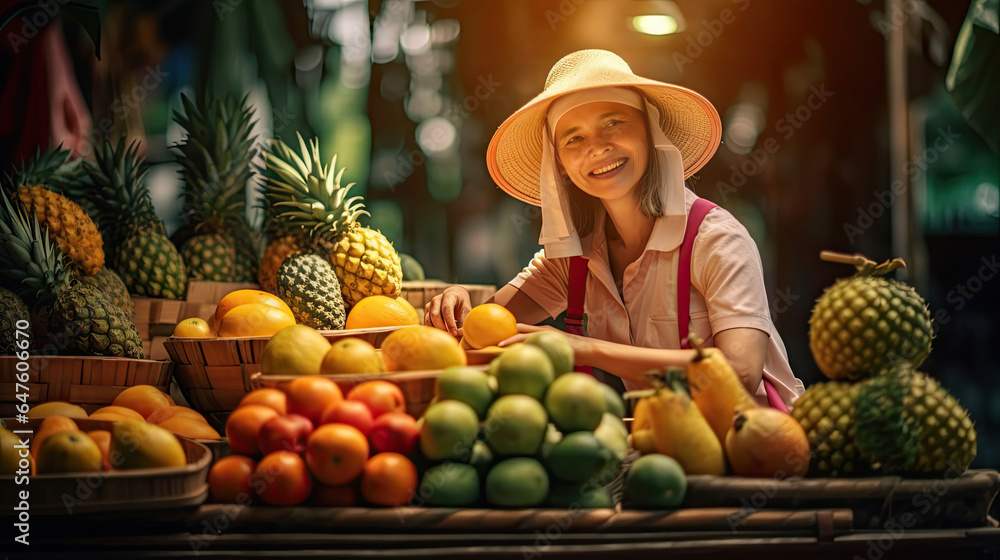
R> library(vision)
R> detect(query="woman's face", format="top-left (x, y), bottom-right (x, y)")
top-left (553, 101), bottom-right (650, 203)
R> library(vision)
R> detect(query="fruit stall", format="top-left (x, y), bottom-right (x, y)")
top-left (2, 0), bottom-right (999, 558)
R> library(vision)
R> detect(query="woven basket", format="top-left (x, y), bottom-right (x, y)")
top-left (133, 297), bottom-right (214, 360)
top-left (0, 416), bottom-right (210, 515)
top-left (400, 281), bottom-right (495, 322)
top-left (163, 326), bottom-right (406, 428)
top-left (185, 280), bottom-right (261, 304)
top-left (0, 356), bottom-right (174, 417)
top-left (251, 365), bottom-right (488, 418)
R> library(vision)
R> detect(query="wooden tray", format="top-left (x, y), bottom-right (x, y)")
top-left (400, 281), bottom-right (495, 322)
top-left (0, 356), bottom-right (174, 417)
top-left (163, 326), bottom-right (408, 426)
top-left (465, 348), bottom-right (504, 365)
top-left (678, 470), bottom-right (1000, 530)
top-left (0, 417), bottom-right (211, 515)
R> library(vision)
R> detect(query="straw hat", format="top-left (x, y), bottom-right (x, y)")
top-left (487, 49), bottom-right (722, 206)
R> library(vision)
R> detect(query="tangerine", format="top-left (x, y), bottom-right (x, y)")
top-left (462, 303), bottom-right (518, 349)
top-left (238, 389), bottom-right (288, 415)
top-left (209, 455), bottom-right (257, 504)
top-left (346, 380), bottom-right (405, 418)
top-left (305, 423), bottom-right (370, 486)
top-left (215, 290), bottom-right (294, 331)
top-left (380, 326), bottom-right (467, 372)
top-left (225, 405), bottom-right (280, 456)
top-left (172, 317), bottom-right (216, 338)
top-left (284, 376), bottom-right (343, 424)
top-left (360, 452), bottom-right (418, 506)
top-left (254, 451), bottom-right (313, 506)
top-left (31, 415), bottom-right (79, 459)
top-left (345, 296), bottom-right (421, 330)
top-left (86, 430), bottom-right (112, 470)
top-left (217, 303), bottom-right (296, 338)
top-left (91, 406), bottom-right (145, 421)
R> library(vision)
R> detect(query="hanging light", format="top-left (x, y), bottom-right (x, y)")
top-left (631, 15), bottom-right (679, 36)
top-left (629, 1), bottom-right (685, 36)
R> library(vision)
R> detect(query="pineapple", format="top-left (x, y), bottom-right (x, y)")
top-left (855, 367), bottom-right (977, 475)
top-left (173, 93), bottom-right (258, 282)
top-left (0, 286), bottom-right (31, 355)
top-left (790, 381), bottom-right (868, 477)
top-left (0, 196), bottom-right (142, 358)
top-left (809, 253), bottom-right (932, 380)
top-left (9, 147), bottom-right (104, 276)
top-left (276, 253), bottom-right (346, 330)
top-left (258, 231), bottom-right (311, 294)
top-left (77, 267), bottom-right (135, 318)
top-left (262, 134), bottom-right (402, 308)
top-left (82, 139), bottom-right (187, 300)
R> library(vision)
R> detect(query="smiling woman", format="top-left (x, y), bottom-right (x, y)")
top-left (425, 49), bottom-right (804, 409)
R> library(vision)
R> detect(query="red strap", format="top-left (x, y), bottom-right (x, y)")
top-left (677, 198), bottom-right (788, 412)
top-left (567, 256), bottom-right (593, 375)
top-left (677, 198), bottom-right (717, 349)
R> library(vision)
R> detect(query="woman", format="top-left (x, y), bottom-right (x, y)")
top-left (425, 49), bottom-right (803, 407)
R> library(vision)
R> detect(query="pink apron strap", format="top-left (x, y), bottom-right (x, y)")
top-left (677, 198), bottom-right (787, 412)
top-left (566, 256), bottom-right (594, 375)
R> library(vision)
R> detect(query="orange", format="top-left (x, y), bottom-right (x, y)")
top-left (345, 296), bottom-right (421, 330)
top-left (209, 455), bottom-right (257, 504)
top-left (225, 405), bottom-right (280, 456)
top-left (158, 416), bottom-right (221, 439)
top-left (27, 401), bottom-right (88, 419)
top-left (217, 303), bottom-right (296, 338)
top-left (32, 415), bottom-right (79, 459)
top-left (87, 412), bottom-right (135, 422)
top-left (462, 303), bottom-right (518, 350)
top-left (360, 452), bottom-right (418, 506)
top-left (380, 326), bottom-right (467, 372)
top-left (91, 406), bottom-right (145, 421)
top-left (35, 431), bottom-right (103, 474)
top-left (254, 451), bottom-right (313, 506)
top-left (284, 376), bottom-right (343, 424)
top-left (346, 381), bottom-right (405, 418)
top-left (320, 338), bottom-right (384, 375)
top-left (304, 423), bottom-right (369, 486)
top-left (215, 290), bottom-right (294, 331)
top-left (172, 317), bottom-right (216, 338)
top-left (86, 430), bottom-right (112, 470)
top-left (238, 389), bottom-right (287, 415)
top-left (112, 385), bottom-right (172, 419)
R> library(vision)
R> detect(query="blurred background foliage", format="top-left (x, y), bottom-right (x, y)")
top-left (1, 0), bottom-right (997, 468)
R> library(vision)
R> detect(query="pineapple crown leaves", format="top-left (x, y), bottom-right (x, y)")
top-left (3, 144), bottom-right (92, 197)
top-left (0, 194), bottom-right (70, 308)
top-left (262, 133), bottom-right (368, 238)
top-left (173, 92), bottom-right (258, 230)
top-left (84, 138), bottom-right (163, 249)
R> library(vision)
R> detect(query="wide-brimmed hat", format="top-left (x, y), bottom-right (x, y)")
top-left (487, 49), bottom-right (722, 206)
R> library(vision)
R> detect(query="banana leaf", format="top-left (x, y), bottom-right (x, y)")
top-left (945, 0), bottom-right (999, 153)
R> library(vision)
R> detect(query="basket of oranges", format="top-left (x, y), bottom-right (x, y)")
top-left (163, 290), bottom-right (419, 429)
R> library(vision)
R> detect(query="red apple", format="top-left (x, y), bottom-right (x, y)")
top-left (368, 412), bottom-right (419, 455)
top-left (320, 399), bottom-right (375, 435)
top-left (258, 414), bottom-right (314, 455)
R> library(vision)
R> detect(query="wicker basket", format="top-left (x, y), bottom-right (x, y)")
top-left (185, 280), bottom-right (261, 304)
top-left (251, 365), bottom-right (488, 418)
top-left (0, 416), bottom-right (210, 515)
top-left (400, 281), bottom-right (495, 322)
top-left (163, 326), bottom-right (406, 428)
top-left (0, 356), bottom-right (174, 417)
top-left (132, 297), bottom-right (215, 360)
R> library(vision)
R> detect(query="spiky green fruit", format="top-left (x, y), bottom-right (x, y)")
top-left (790, 381), bottom-right (868, 477)
top-left (276, 253), bottom-right (346, 330)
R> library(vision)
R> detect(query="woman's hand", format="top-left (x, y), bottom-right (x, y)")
top-left (498, 324), bottom-right (597, 362)
top-left (424, 286), bottom-right (472, 337)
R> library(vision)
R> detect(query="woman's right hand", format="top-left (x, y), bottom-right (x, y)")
top-left (424, 286), bottom-right (472, 338)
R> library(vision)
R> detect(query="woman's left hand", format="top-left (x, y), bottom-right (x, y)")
top-left (498, 324), bottom-right (596, 362)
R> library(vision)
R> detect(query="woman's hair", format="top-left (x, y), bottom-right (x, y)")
top-left (560, 97), bottom-right (665, 236)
